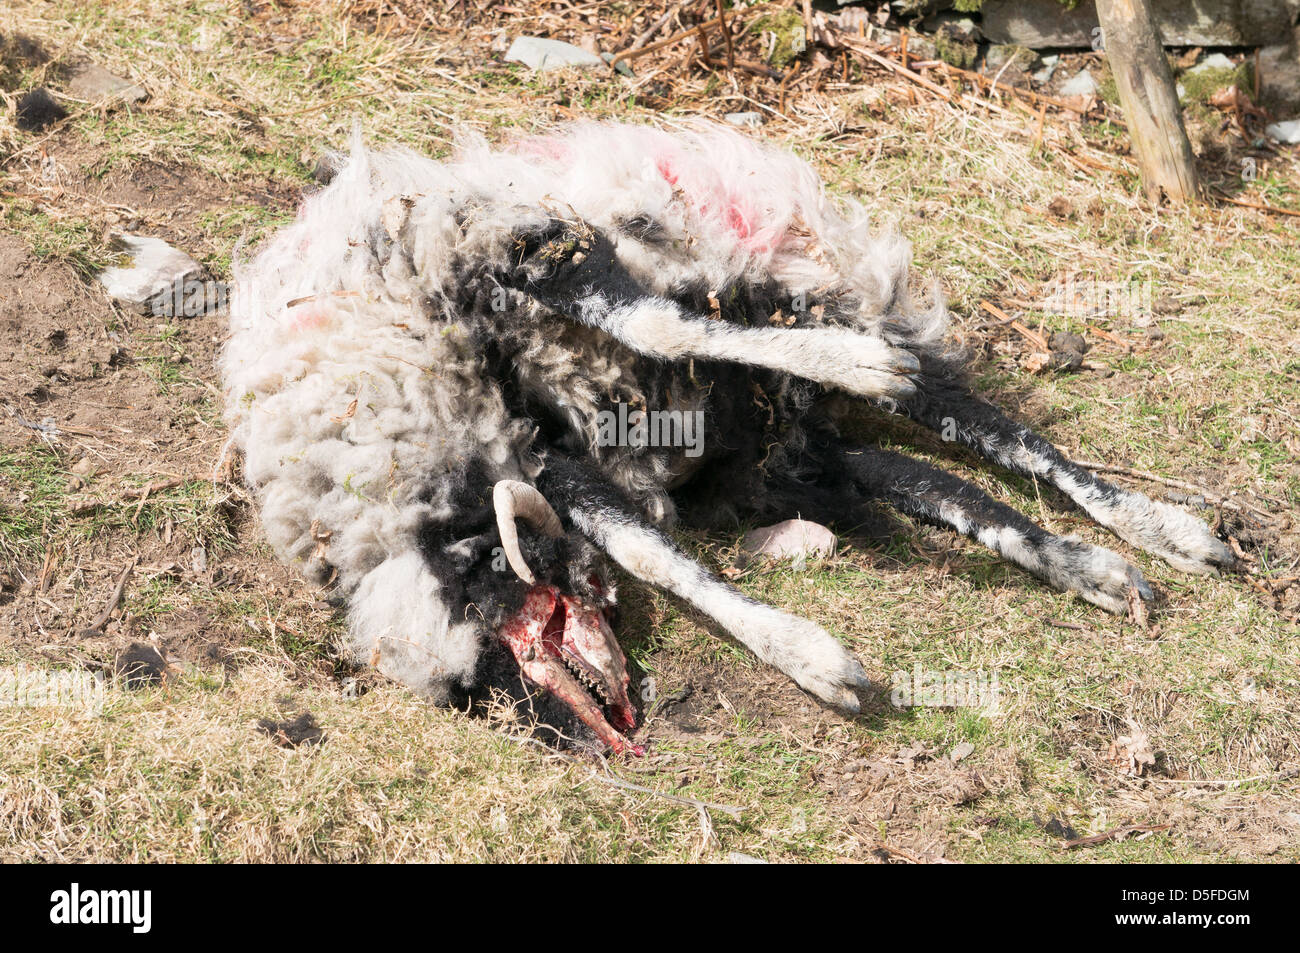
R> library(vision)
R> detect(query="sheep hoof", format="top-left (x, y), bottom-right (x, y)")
top-left (776, 617), bottom-right (873, 714)
top-left (1058, 542), bottom-right (1153, 615)
top-left (801, 330), bottom-right (922, 399)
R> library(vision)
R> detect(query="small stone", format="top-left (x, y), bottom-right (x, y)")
top-left (1031, 54), bottom-right (1060, 85)
top-left (1187, 52), bottom-right (1236, 75)
top-left (950, 741), bottom-right (975, 763)
top-left (1257, 40), bottom-right (1300, 116)
top-left (724, 111), bottom-right (763, 128)
top-left (1059, 69), bottom-right (1099, 97)
top-left (1266, 119), bottom-right (1300, 144)
top-left (505, 36), bottom-right (604, 71)
top-left (602, 51), bottom-right (634, 78)
top-left (63, 59), bottom-right (147, 105)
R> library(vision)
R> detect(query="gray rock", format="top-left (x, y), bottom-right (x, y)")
top-left (1267, 119), bottom-right (1300, 143)
top-left (63, 59), bottom-right (147, 105)
top-left (1187, 53), bottom-right (1236, 75)
top-left (98, 234), bottom-right (205, 314)
top-left (982, 0), bottom-right (1294, 49)
top-left (724, 111), bottom-right (763, 128)
top-left (984, 44), bottom-right (1038, 73)
top-left (505, 36), bottom-right (604, 71)
top-left (1258, 31), bottom-right (1300, 117)
top-left (1031, 54), bottom-right (1059, 85)
top-left (1059, 69), bottom-right (1099, 97)
top-left (602, 51), bottom-right (634, 78)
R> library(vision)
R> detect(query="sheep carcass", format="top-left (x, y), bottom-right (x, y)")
top-left (223, 122), bottom-right (1233, 754)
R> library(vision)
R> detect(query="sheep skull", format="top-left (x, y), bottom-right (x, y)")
top-left (497, 584), bottom-right (643, 756)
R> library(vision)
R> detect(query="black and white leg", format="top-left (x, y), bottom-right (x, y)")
top-left (835, 441), bottom-right (1153, 614)
top-left (507, 222), bottom-right (920, 399)
top-left (537, 456), bottom-right (873, 713)
top-left (897, 369), bottom-right (1235, 575)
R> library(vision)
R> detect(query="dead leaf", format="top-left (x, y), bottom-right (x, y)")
top-left (1047, 196), bottom-right (1073, 219)
top-left (1126, 584), bottom-right (1148, 631)
top-left (1022, 351), bottom-right (1052, 374)
top-left (1108, 719), bottom-right (1156, 777)
top-left (310, 519), bottom-right (332, 560)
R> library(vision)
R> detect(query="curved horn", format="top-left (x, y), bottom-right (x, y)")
top-left (493, 480), bottom-right (564, 585)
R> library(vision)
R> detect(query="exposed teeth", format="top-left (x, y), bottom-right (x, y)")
top-left (562, 654), bottom-right (610, 705)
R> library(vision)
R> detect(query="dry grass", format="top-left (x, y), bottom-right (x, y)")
top-left (1, 0), bottom-right (1298, 862)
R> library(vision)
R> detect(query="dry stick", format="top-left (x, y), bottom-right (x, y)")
top-left (1043, 616), bottom-right (1090, 631)
top-left (628, 6), bottom-right (679, 51)
top-left (979, 300), bottom-right (1049, 352)
top-left (264, 87), bottom-right (388, 120)
top-left (1148, 766), bottom-right (1300, 787)
top-left (608, 11), bottom-right (730, 67)
top-left (1069, 460), bottom-right (1276, 520)
top-left (1060, 150), bottom-right (1126, 174)
top-left (927, 51), bottom-right (1097, 119)
top-left (87, 558), bottom-right (136, 632)
top-left (872, 840), bottom-right (925, 863)
top-left (778, 61), bottom-right (800, 115)
top-left (1031, 102), bottom-right (1048, 152)
top-left (837, 36), bottom-right (1013, 119)
top-left (834, 26), bottom-right (1097, 121)
top-left (695, 24), bottom-right (712, 70)
top-left (715, 0), bottom-right (734, 71)
top-left (591, 765), bottom-right (743, 818)
top-left (1212, 190), bottom-right (1300, 219)
top-left (1062, 823), bottom-right (1171, 850)
top-left (69, 477), bottom-right (189, 516)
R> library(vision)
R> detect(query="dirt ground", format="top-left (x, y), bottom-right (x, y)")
top-left (2, 0), bottom-right (1299, 863)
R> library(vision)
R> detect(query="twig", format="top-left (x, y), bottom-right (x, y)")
top-left (591, 765), bottom-right (743, 818)
top-left (715, 0), bottom-right (734, 71)
top-left (872, 840), bottom-right (925, 863)
top-left (1212, 190), bottom-right (1300, 219)
top-left (86, 558), bottom-right (136, 632)
top-left (1147, 767), bottom-right (1299, 787)
top-left (69, 477), bottom-right (189, 515)
top-left (836, 34), bottom-right (1018, 120)
top-left (1062, 823), bottom-right (1171, 849)
top-left (980, 300), bottom-right (1049, 351)
top-left (1069, 459), bottom-right (1276, 521)
top-left (628, 6), bottom-right (679, 52)
top-left (1043, 616), bottom-right (1090, 631)
top-left (608, 11), bottom-right (730, 67)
